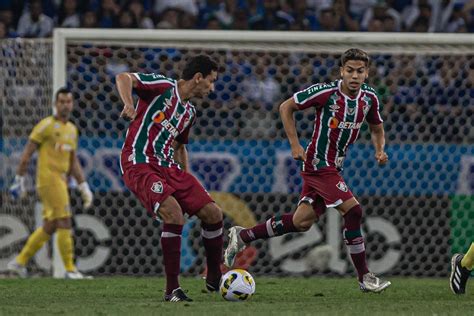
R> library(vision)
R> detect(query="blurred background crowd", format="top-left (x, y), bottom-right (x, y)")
top-left (1, 0), bottom-right (474, 38)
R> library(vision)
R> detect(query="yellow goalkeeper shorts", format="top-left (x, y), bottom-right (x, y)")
top-left (37, 178), bottom-right (71, 220)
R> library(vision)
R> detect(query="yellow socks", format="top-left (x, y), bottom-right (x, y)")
top-left (461, 242), bottom-right (474, 270)
top-left (16, 227), bottom-right (51, 266)
top-left (56, 228), bottom-right (76, 272)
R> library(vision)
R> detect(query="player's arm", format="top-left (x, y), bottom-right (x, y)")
top-left (368, 123), bottom-right (388, 165)
top-left (9, 140), bottom-right (38, 198)
top-left (280, 97), bottom-right (306, 161)
top-left (116, 72), bottom-right (138, 120)
top-left (70, 151), bottom-right (93, 209)
top-left (173, 140), bottom-right (189, 172)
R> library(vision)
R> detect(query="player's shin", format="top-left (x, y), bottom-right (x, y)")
top-left (343, 205), bottom-right (369, 282)
top-left (16, 227), bottom-right (51, 266)
top-left (201, 221), bottom-right (223, 288)
top-left (57, 228), bottom-right (76, 272)
top-left (161, 223), bottom-right (183, 295)
top-left (240, 214), bottom-right (297, 243)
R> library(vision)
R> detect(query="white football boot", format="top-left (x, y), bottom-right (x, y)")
top-left (359, 272), bottom-right (391, 293)
top-left (224, 226), bottom-right (246, 268)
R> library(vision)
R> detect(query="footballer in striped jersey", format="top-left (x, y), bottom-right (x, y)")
top-left (225, 48), bottom-right (391, 293)
top-left (117, 55), bottom-right (224, 302)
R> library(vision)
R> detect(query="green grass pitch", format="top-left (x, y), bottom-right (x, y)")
top-left (1, 277), bottom-right (472, 315)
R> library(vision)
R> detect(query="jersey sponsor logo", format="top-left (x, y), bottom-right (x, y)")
top-left (336, 181), bottom-right (348, 192)
top-left (54, 143), bottom-right (73, 152)
top-left (151, 181), bottom-right (163, 194)
top-left (153, 112), bottom-right (165, 124)
top-left (329, 104), bottom-right (340, 112)
top-left (161, 119), bottom-right (179, 137)
top-left (329, 118), bottom-right (362, 130)
top-left (329, 117), bottom-right (339, 129)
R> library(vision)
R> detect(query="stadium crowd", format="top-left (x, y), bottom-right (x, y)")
top-left (1, 0), bottom-right (474, 38)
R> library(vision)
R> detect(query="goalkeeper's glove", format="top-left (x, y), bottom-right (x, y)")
top-left (78, 182), bottom-right (93, 209)
top-left (9, 175), bottom-right (26, 199)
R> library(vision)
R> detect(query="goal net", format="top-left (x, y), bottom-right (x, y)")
top-left (1, 30), bottom-right (473, 278)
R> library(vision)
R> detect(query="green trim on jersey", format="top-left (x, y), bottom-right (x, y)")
top-left (295, 81), bottom-right (338, 104)
top-left (314, 100), bottom-right (333, 169)
top-left (152, 100), bottom-right (187, 162)
top-left (134, 90), bottom-right (172, 163)
top-left (136, 73), bottom-right (175, 84)
top-left (337, 99), bottom-right (356, 157)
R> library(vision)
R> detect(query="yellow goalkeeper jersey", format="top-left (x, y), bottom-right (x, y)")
top-left (29, 116), bottom-right (78, 187)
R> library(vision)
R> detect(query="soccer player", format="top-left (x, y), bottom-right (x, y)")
top-left (450, 242), bottom-right (473, 294)
top-left (116, 55), bottom-right (223, 302)
top-left (225, 48), bottom-right (391, 293)
top-left (8, 87), bottom-right (93, 279)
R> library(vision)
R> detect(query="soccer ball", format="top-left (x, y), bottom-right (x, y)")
top-left (219, 269), bottom-right (256, 301)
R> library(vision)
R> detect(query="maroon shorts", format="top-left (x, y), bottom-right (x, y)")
top-left (299, 166), bottom-right (354, 217)
top-left (122, 163), bottom-right (214, 218)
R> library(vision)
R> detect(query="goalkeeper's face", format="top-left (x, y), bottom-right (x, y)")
top-left (340, 60), bottom-right (368, 95)
top-left (55, 92), bottom-right (74, 119)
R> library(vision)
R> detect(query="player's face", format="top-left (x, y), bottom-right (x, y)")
top-left (194, 70), bottom-right (217, 97)
top-left (340, 60), bottom-right (368, 95)
top-left (55, 93), bottom-right (74, 119)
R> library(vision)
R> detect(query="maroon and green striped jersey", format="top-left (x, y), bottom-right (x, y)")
top-left (293, 80), bottom-right (383, 172)
top-left (120, 73), bottom-right (196, 173)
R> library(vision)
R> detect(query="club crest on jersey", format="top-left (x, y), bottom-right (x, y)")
top-left (336, 181), bottom-right (348, 192)
top-left (174, 111), bottom-right (180, 120)
top-left (128, 153), bottom-right (135, 162)
top-left (151, 181), bottom-right (163, 194)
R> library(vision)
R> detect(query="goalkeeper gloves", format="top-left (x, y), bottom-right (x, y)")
top-left (9, 175), bottom-right (26, 199)
top-left (78, 182), bottom-right (93, 209)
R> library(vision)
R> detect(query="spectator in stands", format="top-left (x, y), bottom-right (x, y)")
top-left (0, 20), bottom-right (7, 38)
top-left (16, 0), bottom-right (54, 37)
top-left (333, 0), bottom-right (360, 31)
top-left (116, 10), bottom-right (138, 28)
top-left (81, 11), bottom-right (98, 28)
top-left (0, 9), bottom-right (17, 37)
top-left (154, 0), bottom-right (198, 20)
top-left (316, 8), bottom-right (339, 31)
top-left (198, 0), bottom-right (233, 29)
top-left (156, 8), bottom-right (181, 29)
top-left (361, 1), bottom-right (401, 31)
top-left (97, 0), bottom-right (120, 28)
top-left (127, 0), bottom-right (154, 29)
top-left (291, 1), bottom-right (317, 31)
top-left (57, 0), bottom-right (81, 28)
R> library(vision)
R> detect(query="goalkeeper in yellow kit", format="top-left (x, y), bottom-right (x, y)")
top-left (7, 88), bottom-right (93, 279)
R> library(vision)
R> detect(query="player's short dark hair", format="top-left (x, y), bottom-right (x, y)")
top-left (340, 48), bottom-right (370, 67)
top-left (55, 87), bottom-right (72, 101)
top-left (182, 55), bottom-right (219, 80)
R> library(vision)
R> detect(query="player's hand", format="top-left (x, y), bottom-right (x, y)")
top-left (375, 151), bottom-right (388, 165)
top-left (78, 182), bottom-right (93, 209)
top-left (120, 104), bottom-right (136, 121)
top-left (291, 144), bottom-right (307, 161)
top-left (9, 175), bottom-right (26, 199)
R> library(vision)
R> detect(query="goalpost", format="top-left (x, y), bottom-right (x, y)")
top-left (1, 29), bottom-right (472, 278)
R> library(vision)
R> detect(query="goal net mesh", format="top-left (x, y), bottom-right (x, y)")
top-left (1, 34), bottom-right (473, 278)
